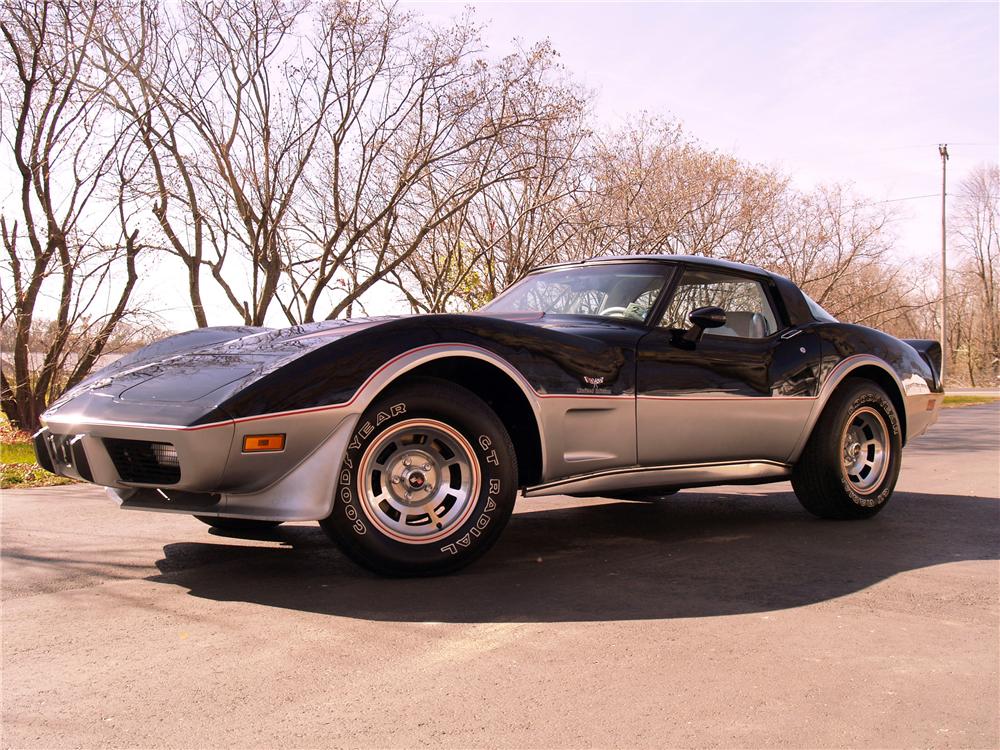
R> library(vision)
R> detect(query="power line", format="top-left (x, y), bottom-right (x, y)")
top-left (875, 193), bottom-right (940, 204)
top-left (874, 142), bottom-right (997, 151)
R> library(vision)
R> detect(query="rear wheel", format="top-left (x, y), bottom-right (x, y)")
top-left (792, 379), bottom-right (902, 519)
top-left (321, 377), bottom-right (518, 576)
top-left (194, 516), bottom-right (283, 532)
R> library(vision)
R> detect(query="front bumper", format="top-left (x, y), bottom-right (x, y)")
top-left (35, 419), bottom-right (234, 491)
top-left (35, 410), bottom-right (360, 522)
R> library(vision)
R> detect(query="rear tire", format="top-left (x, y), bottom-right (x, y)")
top-left (195, 516), bottom-right (283, 532)
top-left (792, 379), bottom-right (902, 520)
top-left (321, 377), bottom-right (518, 576)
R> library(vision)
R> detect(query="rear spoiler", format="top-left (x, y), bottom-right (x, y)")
top-left (903, 339), bottom-right (943, 389)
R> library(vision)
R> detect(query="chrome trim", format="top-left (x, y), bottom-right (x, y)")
top-left (523, 460), bottom-right (791, 498)
top-left (355, 418), bottom-right (481, 544)
top-left (348, 344), bottom-right (557, 481)
top-left (840, 406), bottom-right (890, 494)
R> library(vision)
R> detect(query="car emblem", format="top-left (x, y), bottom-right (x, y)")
top-left (583, 376), bottom-right (604, 386)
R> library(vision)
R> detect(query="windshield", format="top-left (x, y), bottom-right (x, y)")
top-left (481, 263), bottom-right (672, 323)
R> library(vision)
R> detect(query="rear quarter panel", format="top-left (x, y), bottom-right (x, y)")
top-left (814, 323), bottom-right (942, 443)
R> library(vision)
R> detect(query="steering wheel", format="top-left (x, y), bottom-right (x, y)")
top-left (600, 306), bottom-right (628, 318)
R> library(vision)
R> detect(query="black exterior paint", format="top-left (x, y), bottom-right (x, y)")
top-left (43, 257), bottom-right (941, 432)
top-left (211, 315), bottom-right (641, 423)
top-left (815, 324), bottom-right (942, 393)
top-left (636, 329), bottom-right (823, 398)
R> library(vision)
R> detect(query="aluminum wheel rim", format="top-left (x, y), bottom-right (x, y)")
top-left (356, 419), bottom-right (480, 544)
top-left (840, 406), bottom-right (889, 495)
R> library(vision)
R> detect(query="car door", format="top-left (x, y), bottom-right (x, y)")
top-left (636, 266), bottom-right (821, 467)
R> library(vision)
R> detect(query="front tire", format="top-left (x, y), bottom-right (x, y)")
top-left (321, 377), bottom-right (518, 576)
top-left (792, 379), bottom-right (902, 519)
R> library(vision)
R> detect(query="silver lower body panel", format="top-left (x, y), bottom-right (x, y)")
top-left (523, 460), bottom-right (791, 498)
top-left (108, 417), bottom-right (359, 522)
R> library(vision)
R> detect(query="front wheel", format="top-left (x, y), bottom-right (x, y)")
top-left (792, 379), bottom-right (902, 519)
top-left (320, 377), bottom-right (518, 576)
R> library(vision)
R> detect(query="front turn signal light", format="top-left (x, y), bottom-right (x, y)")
top-left (242, 434), bottom-right (285, 453)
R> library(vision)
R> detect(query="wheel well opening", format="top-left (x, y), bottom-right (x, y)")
top-left (844, 366), bottom-right (908, 444)
top-left (389, 357), bottom-right (543, 487)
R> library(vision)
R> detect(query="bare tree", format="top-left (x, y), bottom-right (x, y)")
top-left (387, 60), bottom-right (590, 312)
top-left (97, 0), bottom-right (331, 327)
top-left (1, 0), bottom-right (144, 430)
top-left (949, 164), bottom-right (999, 384)
top-left (280, 9), bottom-right (575, 322)
top-left (763, 184), bottom-right (924, 326)
top-left (573, 117), bottom-right (787, 263)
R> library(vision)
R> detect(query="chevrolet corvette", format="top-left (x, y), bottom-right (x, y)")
top-left (35, 255), bottom-right (943, 575)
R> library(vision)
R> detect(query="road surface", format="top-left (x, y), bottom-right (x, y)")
top-left (2, 404), bottom-right (998, 748)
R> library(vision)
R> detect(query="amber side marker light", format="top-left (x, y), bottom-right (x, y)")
top-left (242, 434), bottom-right (286, 453)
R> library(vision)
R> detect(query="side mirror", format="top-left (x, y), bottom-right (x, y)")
top-left (683, 306), bottom-right (726, 344)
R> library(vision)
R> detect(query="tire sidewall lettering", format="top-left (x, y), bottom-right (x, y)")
top-left (440, 474), bottom-right (500, 556)
top-left (337, 403), bottom-right (506, 553)
top-left (337, 401), bottom-right (409, 537)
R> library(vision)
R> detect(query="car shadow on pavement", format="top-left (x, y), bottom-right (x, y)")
top-left (148, 490), bottom-right (999, 623)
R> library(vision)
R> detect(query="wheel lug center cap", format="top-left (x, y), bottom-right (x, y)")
top-left (392, 452), bottom-right (436, 500)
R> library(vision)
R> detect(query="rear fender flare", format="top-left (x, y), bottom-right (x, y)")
top-left (789, 354), bottom-right (905, 463)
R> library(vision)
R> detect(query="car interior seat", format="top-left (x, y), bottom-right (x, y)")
top-left (712, 311), bottom-right (769, 338)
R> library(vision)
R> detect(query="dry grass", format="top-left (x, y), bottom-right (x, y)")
top-left (942, 395), bottom-right (1000, 408)
top-left (1, 417), bottom-right (75, 489)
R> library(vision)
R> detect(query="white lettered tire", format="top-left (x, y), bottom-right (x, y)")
top-left (320, 377), bottom-right (518, 576)
top-left (792, 379), bottom-right (903, 519)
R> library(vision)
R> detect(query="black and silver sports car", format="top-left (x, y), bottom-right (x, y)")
top-left (35, 255), bottom-right (943, 575)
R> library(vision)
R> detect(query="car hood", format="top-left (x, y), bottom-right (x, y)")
top-left (72, 318), bottom-right (399, 403)
top-left (45, 311), bottom-right (638, 422)
top-left (197, 316), bottom-right (402, 356)
top-left (192, 312), bottom-right (635, 356)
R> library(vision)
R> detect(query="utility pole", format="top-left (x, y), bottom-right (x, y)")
top-left (939, 143), bottom-right (949, 384)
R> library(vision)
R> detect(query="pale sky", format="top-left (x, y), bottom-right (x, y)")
top-left (408, 0), bottom-right (998, 260)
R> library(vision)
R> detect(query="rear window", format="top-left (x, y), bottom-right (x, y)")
top-left (804, 293), bottom-right (838, 322)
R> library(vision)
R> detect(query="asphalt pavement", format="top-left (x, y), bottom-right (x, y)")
top-left (2, 404), bottom-right (998, 748)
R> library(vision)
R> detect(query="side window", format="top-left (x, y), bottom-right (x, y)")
top-left (659, 270), bottom-right (779, 339)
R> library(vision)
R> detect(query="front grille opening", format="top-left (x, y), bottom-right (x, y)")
top-left (104, 439), bottom-right (181, 484)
